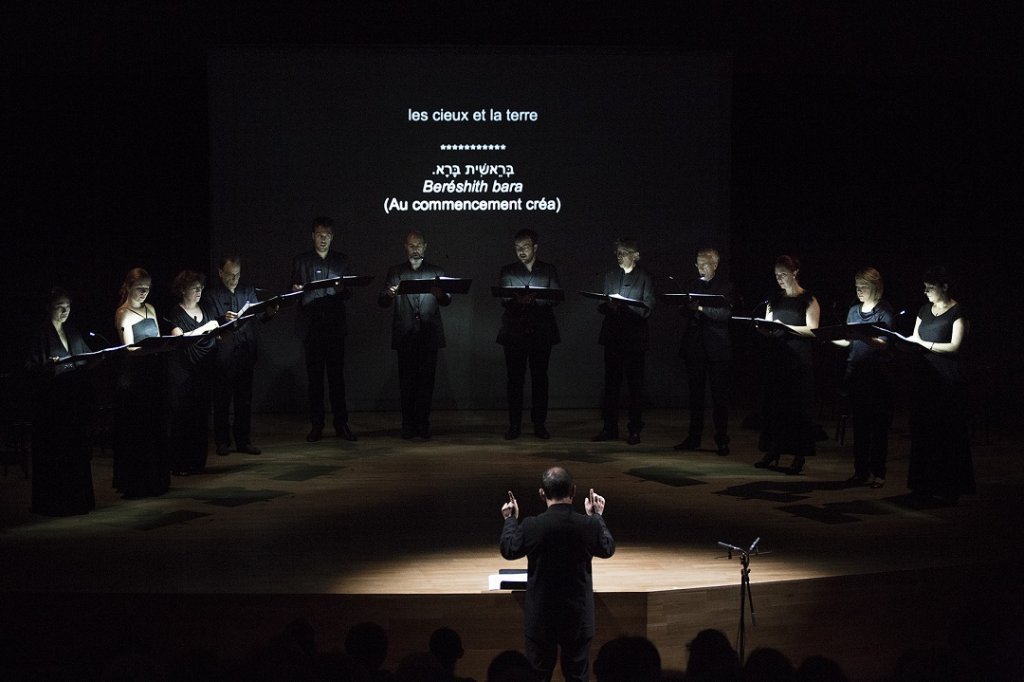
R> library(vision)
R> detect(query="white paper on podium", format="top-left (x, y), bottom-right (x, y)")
top-left (488, 570), bottom-right (527, 591)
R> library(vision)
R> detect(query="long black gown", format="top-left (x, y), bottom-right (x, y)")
top-left (759, 291), bottom-right (817, 459)
top-left (27, 322), bottom-right (95, 516)
top-left (113, 314), bottom-right (169, 498)
top-left (165, 306), bottom-right (214, 474)
top-left (908, 303), bottom-right (974, 500)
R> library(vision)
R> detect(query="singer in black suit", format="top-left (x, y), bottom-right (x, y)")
top-left (500, 467), bottom-right (615, 682)
top-left (497, 229), bottom-right (561, 440)
top-left (593, 238), bottom-right (655, 445)
top-left (378, 230), bottom-right (451, 439)
top-left (291, 216), bottom-right (355, 443)
top-left (676, 248), bottom-right (735, 455)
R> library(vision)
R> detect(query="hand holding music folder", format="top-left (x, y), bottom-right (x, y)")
top-left (490, 285), bottom-right (565, 301)
top-left (731, 316), bottom-right (805, 336)
top-left (578, 290), bottom-right (650, 310)
top-left (304, 274), bottom-right (375, 291)
top-left (130, 334), bottom-right (199, 356)
top-left (395, 277), bottom-right (472, 295)
top-left (812, 322), bottom-right (883, 342)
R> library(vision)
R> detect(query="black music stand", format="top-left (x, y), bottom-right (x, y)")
top-left (490, 285), bottom-right (565, 301)
top-left (577, 290), bottom-right (649, 310)
top-left (395, 277), bottom-right (472, 295)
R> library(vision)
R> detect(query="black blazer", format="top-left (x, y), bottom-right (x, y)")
top-left (378, 261), bottom-right (452, 351)
top-left (500, 503), bottom-right (615, 639)
top-left (496, 260), bottom-right (561, 346)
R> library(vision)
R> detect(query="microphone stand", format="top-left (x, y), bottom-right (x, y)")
top-left (717, 537), bottom-right (767, 661)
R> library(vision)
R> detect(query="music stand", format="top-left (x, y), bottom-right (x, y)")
top-left (577, 290), bottom-right (649, 310)
top-left (395, 277), bottom-right (472, 295)
top-left (655, 292), bottom-right (729, 307)
top-left (717, 537), bottom-right (767, 661)
top-left (490, 285), bottom-right (565, 301)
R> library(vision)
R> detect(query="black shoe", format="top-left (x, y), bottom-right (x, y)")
top-left (845, 474), bottom-right (869, 487)
top-left (504, 425), bottom-right (521, 440)
top-left (534, 425), bottom-right (551, 440)
top-left (216, 443), bottom-right (231, 456)
top-left (626, 432), bottom-right (641, 445)
top-left (788, 456), bottom-right (805, 475)
top-left (754, 453), bottom-right (779, 469)
top-left (714, 435), bottom-right (730, 456)
top-left (336, 424), bottom-right (357, 442)
top-left (237, 444), bottom-right (262, 455)
top-left (306, 428), bottom-right (323, 443)
top-left (673, 435), bottom-right (701, 451)
top-left (591, 429), bottom-right (618, 442)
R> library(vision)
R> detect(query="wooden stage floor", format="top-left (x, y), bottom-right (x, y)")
top-left (2, 409), bottom-right (1021, 678)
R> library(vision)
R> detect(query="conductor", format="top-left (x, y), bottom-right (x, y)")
top-left (500, 466), bottom-right (615, 682)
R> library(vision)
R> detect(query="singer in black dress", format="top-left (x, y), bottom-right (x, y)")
top-left (756, 256), bottom-right (820, 474)
top-left (906, 266), bottom-right (973, 504)
top-left (831, 268), bottom-right (894, 488)
top-left (166, 271), bottom-right (219, 476)
top-left (27, 288), bottom-right (96, 516)
top-left (113, 267), bottom-right (169, 498)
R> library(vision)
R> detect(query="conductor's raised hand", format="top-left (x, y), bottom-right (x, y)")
top-left (501, 491), bottom-right (519, 520)
top-left (585, 488), bottom-right (606, 516)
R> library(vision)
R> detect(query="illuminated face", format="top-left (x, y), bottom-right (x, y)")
top-left (515, 238), bottom-right (537, 266)
top-left (696, 256), bottom-right (718, 281)
top-left (50, 298), bottom-right (71, 325)
top-left (923, 282), bottom-right (946, 303)
top-left (615, 247), bottom-right (639, 270)
top-left (854, 279), bottom-right (876, 304)
top-left (312, 226), bottom-right (333, 254)
top-left (129, 280), bottom-right (152, 306)
top-left (219, 261), bottom-right (241, 293)
top-left (774, 267), bottom-right (796, 290)
top-left (405, 234), bottom-right (427, 262)
top-left (183, 282), bottom-right (204, 306)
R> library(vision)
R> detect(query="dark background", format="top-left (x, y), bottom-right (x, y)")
top-left (4, 2), bottom-right (1020, 415)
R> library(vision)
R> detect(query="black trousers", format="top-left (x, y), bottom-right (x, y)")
top-left (504, 342), bottom-right (552, 428)
top-left (849, 363), bottom-right (892, 479)
top-left (602, 345), bottom-right (645, 434)
top-left (212, 359), bottom-right (255, 447)
top-left (684, 349), bottom-right (730, 438)
top-left (397, 346), bottom-right (438, 430)
top-left (304, 330), bottom-right (347, 429)
top-left (526, 633), bottom-right (591, 682)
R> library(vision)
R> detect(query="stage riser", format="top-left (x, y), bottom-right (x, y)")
top-left (2, 564), bottom-right (1006, 680)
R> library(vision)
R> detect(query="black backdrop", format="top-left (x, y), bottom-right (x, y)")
top-left (5, 3), bottom-right (1020, 417)
top-left (208, 48), bottom-right (731, 410)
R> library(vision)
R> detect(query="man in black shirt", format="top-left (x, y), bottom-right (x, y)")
top-left (291, 216), bottom-right (355, 442)
top-left (202, 255), bottom-right (267, 455)
top-left (676, 248), bottom-right (734, 455)
top-left (593, 238), bottom-right (655, 445)
top-left (378, 230), bottom-right (451, 439)
top-left (497, 229), bottom-right (561, 440)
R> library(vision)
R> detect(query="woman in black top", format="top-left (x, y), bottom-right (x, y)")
top-left (905, 266), bottom-right (973, 504)
top-left (831, 267), bottom-right (894, 488)
top-left (756, 255), bottom-right (820, 474)
top-left (27, 287), bottom-right (95, 515)
top-left (113, 267), bottom-right (168, 498)
top-left (165, 270), bottom-right (219, 476)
